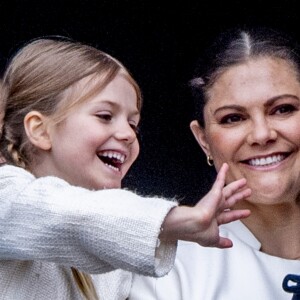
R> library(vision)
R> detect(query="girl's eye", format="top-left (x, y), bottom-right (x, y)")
top-left (97, 114), bottom-right (112, 121)
top-left (219, 114), bottom-right (245, 124)
top-left (130, 123), bottom-right (140, 135)
top-left (273, 104), bottom-right (297, 115)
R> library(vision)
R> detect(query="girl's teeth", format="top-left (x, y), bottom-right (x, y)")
top-left (105, 163), bottom-right (119, 171)
top-left (100, 151), bottom-right (125, 163)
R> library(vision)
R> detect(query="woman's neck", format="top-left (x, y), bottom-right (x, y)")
top-left (240, 202), bottom-right (300, 260)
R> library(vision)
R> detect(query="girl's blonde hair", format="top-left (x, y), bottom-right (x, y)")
top-left (0, 37), bottom-right (143, 300)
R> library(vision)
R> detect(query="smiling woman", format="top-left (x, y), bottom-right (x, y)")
top-left (191, 56), bottom-right (300, 202)
top-left (129, 26), bottom-right (300, 300)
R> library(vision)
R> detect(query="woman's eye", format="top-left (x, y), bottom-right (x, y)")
top-left (273, 104), bottom-right (297, 115)
top-left (219, 114), bottom-right (244, 124)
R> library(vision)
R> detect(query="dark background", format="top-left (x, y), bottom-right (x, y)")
top-left (0, 0), bottom-right (299, 205)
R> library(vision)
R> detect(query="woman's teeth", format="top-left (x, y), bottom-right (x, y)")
top-left (248, 154), bottom-right (285, 166)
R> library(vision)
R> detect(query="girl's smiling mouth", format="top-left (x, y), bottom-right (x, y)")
top-left (97, 150), bottom-right (126, 172)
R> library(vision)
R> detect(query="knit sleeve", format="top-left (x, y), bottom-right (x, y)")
top-left (0, 165), bottom-right (178, 277)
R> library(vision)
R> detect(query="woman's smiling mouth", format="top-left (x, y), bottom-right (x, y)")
top-left (243, 153), bottom-right (290, 167)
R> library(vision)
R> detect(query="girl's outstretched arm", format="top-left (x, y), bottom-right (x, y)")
top-left (159, 163), bottom-right (251, 248)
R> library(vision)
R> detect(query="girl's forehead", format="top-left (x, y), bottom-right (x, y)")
top-left (79, 76), bottom-right (139, 111)
top-left (58, 72), bottom-right (141, 117)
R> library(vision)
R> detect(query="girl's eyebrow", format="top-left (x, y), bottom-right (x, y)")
top-left (94, 100), bottom-right (140, 116)
top-left (93, 100), bottom-right (117, 107)
top-left (213, 94), bottom-right (300, 116)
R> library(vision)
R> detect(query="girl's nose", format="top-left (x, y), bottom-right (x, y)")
top-left (246, 118), bottom-right (277, 146)
top-left (115, 122), bottom-right (137, 144)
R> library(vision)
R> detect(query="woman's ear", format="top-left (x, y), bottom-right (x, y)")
top-left (190, 120), bottom-right (211, 156)
top-left (24, 111), bottom-right (52, 150)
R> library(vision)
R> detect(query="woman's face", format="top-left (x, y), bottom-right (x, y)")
top-left (191, 57), bottom-right (300, 204)
top-left (35, 73), bottom-right (140, 190)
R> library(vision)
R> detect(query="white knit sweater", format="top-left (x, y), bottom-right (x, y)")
top-left (0, 165), bottom-right (177, 300)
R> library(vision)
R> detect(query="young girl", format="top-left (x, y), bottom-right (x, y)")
top-left (0, 37), bottom-right (251, 299)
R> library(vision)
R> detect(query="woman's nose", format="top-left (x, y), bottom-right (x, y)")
top-left (246, 118), bottom-right (277, 146)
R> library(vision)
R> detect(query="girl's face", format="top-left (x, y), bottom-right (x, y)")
top-left (40, 73), bottom-right (140, 190)
top-left (191, 57), bottom-right (300, 205)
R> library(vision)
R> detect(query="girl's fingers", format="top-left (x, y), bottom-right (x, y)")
top-left (222, 178), bottom-right (248, 199)
top-left (217, 209), bottom-right (251, 225)
top-left (223, 188), bottom-right (251, 209)
top-left (195, 163), bottom-right (228, 209)
top-left (211, 163), bottom-right (228, 191)
top-left (216, 237), bottom-right (233, 249)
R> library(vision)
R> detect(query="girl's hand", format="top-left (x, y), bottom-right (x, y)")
top-left (160, 163), bottom-right (251, 248)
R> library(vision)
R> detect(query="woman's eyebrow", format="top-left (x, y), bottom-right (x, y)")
top-left (213, 94), bottom-right (300, 115)
top-left (213, 105), bottom-right (245, 115)
top-left (264, 94), bottom-right (300, 106)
